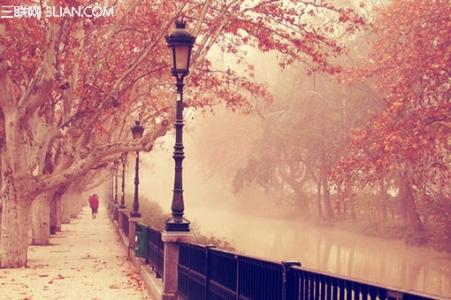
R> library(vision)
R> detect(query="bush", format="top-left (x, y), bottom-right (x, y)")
top-left (125, 194), bottom-right (235, 251)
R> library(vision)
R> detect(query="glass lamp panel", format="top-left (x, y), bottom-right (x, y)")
top-left (175, 45), bottom-right (190, 70)
top-left (171, 47), bottom-right (177, 71)
top-left (132, 131), bottom-right (141, 140)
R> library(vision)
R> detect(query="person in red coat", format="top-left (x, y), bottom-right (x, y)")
top-left (88, 194), bottom-right (99, 219)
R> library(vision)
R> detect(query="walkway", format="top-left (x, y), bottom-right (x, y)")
top-left (0, 204), bottom-right (152, 300)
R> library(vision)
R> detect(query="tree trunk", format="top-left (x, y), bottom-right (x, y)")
top-left (316, 180), bottom-right (323, 219)
top-left (50, 185), bottom-right (67, 233)
top-left (321, 173), bottom-right (334, 220)
top-left (31, 193), bottom-right (51, 245)
top-left (345, 179), bottom-right (357, 221)
top-left (60, 195), bottom-right (71, 224)
top-left (77, 193), bottom-right (86, 215)
top-left (399, 175), bottom-right (424, 232)
top-left (70, 194), bottom-right (79, 218)
top-left (69, 193), bottom-right (84, 218)
top-left (0, 186), bottom-right (31, 268)
top-left (50, 195), bottom-right (61, 233)
top-left (379, 181), bottom-right (390, 223)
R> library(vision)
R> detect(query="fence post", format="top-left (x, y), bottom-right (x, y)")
top-left (161, 232), bottom-right (193, 300)
top-left (204, 245), bottom-right (215, 300)
top-left (235, 255), bottom-right (240, 300)
top-left (283, 261), bottom-right (302, 300)
top-left (118, 208), bottom-right (126, 234)
top-left (113, 203), bottom-right (119, 224)
top-left (128, 216), bottom-right (142, 256)
top-left (108, 196), bottom-right (113, 217)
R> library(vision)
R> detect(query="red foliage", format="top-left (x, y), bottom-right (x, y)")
top-left (0, 0), bottom-right (366, 183)
top-left (0, 0), bottom-right (365, 113)
top-left (333, 0), bottom-right (450, 191)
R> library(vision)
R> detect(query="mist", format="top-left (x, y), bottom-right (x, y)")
top-left (128, 106), bottom-right (450, 298)
top-left (126, 70), bottom-right (451, 298)
top-left (116, 30), bottom-right (451, 298)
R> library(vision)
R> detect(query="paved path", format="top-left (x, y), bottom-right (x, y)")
top-left (0, 204), bottom-right (151, 300)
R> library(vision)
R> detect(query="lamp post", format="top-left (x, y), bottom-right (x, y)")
top-left (109, 166), bottom-right (115, 214)
top-left (165, 20), bottom-right (196, 232)
top-left (113, 160), bottom-right (119, 220)
top-left (114, 160), bottom-right (119, 205)
top-left (130, 121), bottom-right (144, 218)
top-left (160, 21), bottom-right (196, 298)
top-left (120, 152), bottom-right (128, 209)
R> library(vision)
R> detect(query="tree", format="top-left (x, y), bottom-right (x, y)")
top-left (0, 0), bottom-right (364, 267)
top-left (334, 0), bottom-right (449, 242)
top-left (233, 68), bottom-right (375, 220)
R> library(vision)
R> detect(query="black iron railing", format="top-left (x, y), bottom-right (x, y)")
top-left (147, 227), bottom-right (164, 278)
top-left (122, 212), bottom-right (129, 238)
top-left (178, 244), bottom-right (433, 300)
top-left (178, 244), bottom-right (209, 299)
top-left (108, 209), bottom-right (435, 300)
top-left (178, 244), bottom-right (285, 300)
top-left (286, 266), bottom-right (431, 300)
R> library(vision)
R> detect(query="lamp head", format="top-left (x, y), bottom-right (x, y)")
top-left (165, 20), bottom-right (196, 79)
top-left (131, 120), bottom-right (144, 140)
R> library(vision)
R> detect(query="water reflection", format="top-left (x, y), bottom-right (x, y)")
top-left (190, 208), bottom-right (451, 298)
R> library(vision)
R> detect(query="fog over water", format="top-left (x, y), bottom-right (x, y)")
top-left (126, 108), bottom-right (451, 299)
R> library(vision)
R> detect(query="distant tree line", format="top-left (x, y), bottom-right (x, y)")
top-left (233, 0), bottom-right (450, 251)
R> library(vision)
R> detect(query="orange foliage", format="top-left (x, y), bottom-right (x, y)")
top-left (334, 0), bottom-right (450, 191)
top-left (0, 0), bottom-right (366, 189)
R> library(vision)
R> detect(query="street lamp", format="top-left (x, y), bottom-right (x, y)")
top-left (165, 20), bottom-right (196, 232)
top-left (130, 121), bottom-right (144, 218)
top-left (120, 152), bottom-right (128, 209)
top-left (110, 165), bottom-right (115, 212)
top-left (114, 160), bottom-right (119, 205)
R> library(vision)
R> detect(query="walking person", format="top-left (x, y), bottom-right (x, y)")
top-left (88, 194), bottom-right (99, 219)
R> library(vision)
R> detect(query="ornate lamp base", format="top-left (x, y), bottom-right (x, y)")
top-left (130, 211), bottom-right (142, 218)
top-left (165, 217), bottom-right (190, 232)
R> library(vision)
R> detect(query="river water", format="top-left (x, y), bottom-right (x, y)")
top-left (188, 207), bottom-right (451, 299)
